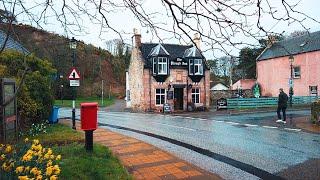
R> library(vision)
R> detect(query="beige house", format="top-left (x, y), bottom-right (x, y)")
top-left (126, 30), bottom-right (210, 112)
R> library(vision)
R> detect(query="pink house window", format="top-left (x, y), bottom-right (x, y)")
top-left (293, 66), bottom-right (301, 79)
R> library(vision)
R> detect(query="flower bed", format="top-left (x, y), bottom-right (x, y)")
top-left (311, 99), bottom-right (320, 125)
top-left (0, 139), bottom-right (61, 180)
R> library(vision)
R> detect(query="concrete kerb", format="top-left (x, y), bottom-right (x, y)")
top-left (58, 119), bottom-right (222, 180)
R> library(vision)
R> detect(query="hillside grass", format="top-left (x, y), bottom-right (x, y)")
top-left (54, 97), bottom-right (114, 108)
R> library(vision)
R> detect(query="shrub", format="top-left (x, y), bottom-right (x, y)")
top-left (311, 99), bottom-right (320, 125)
top-left (0, 50), bottom-right (56, 126)
top-left (0, 138), bottom-right (61, 180)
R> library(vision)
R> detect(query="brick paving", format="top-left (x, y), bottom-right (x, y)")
top-left (60, 119), bottom-right (221, 179)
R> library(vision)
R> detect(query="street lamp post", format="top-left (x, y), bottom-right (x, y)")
top-left (59, 75), bottom-right (64, 105)
top-left (70, 37), bottom-right (77, 130)
top-left (289, 55), bottom-right (294, 107)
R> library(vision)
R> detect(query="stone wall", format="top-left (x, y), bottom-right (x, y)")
top-left (127, 47), bottom-right (146, 111)
top-left (143, 69), bottom-right (210, 112)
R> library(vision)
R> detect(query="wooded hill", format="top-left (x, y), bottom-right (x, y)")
top-left (0, 24), bottom-right (128, 99)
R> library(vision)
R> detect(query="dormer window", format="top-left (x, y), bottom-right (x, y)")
top-left (153, 57), bottom-right (168, 75)
top-left (189, 59), bottom-right (203, 75)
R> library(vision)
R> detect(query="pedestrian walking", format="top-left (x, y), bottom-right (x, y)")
top-left (276, 88), bottom-right (288, 123)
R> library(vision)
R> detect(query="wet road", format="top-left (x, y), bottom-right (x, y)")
top-left (59, 109), bottom-right (320, 179)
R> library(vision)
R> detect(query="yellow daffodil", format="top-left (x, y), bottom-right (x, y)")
top-left (53, 165), bottom-right (60, 175)
top-left (24, 138), bottom-right (29, 142)
top-left (47, 148), bottom-right (53, 155)
top-left (47, 160), bottom-right (52, 167)
top-left (33, 139), bottom-right (39, 145)
top-left (4, 145), bottom-right (12, 153)
top-left (46, 166), bottom-right (53, 176)
top-left (44, 154), bottom-right (50, 159)
top-left (50, 175), bottom-right (58, 180)
top-left (18, 175), bottom-right (29, 180)
top-left (2, 162), bottom-right (12, 172)
top-left (55, 155), bottom-right (61, 161)
top-left (36, 175), bottom-right (43, 180)
top-left (15, 166), bottom-right (24, 174)
top-left (50, 155), bottom-right (55, 159)
top-left (0, 154), bottom-right (5, 160)
top-left (24, 166), bottom-right (30, 172)
top-left (22, 154), bottom-right (32, 162)
top-left (30, 167), bottom-right (39, 175)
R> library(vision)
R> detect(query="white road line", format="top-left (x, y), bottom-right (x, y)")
top-left (262, 126), bottom-right (278, 129)
top-left (244, 124), bottom-right (258, 127)
top-left (152, 122), bottom-right (196, 131)
top-left (184, 117), bottom-right (196, 120)
top-left (226, 122), bottom-right (240, 125)
top-left (284, 128), bottom-right (302, 132)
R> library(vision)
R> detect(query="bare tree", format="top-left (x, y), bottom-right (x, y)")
top-left (0, 0), bottom-right (319, 56)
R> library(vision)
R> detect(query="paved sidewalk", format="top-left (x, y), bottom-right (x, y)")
top-left (60, 119), bottom-right (221, 180)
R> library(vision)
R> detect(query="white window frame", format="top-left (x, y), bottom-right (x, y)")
top-left (309, 86), bottom-right (318, 96)
top-left (155, 89), bottom-right (166, 106)
top-left (153, 57), bottom-right (168, 75)
top-left (293, 66), bottom-right (301, 79)
top-left (191, 88), bottom-right (200, 104)
top-left (189, 59), bottom-right (203, 75)
top-left (158, 57), bottom-right (168, 75)
top-left (194, 59), bottom-right (203, 75)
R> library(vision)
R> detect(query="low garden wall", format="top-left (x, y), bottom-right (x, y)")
top-left (311, 100), bottom-right (320, 125)
top-left (210, 89), bottom-right (254, 105)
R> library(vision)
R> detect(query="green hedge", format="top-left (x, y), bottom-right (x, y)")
top-left (0, 50), bottom-right (56, 126)
top-left (311, 99), bottom-right (320, 125)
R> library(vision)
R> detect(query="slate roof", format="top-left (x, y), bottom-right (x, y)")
top-left (140, 43), bottom-right (205, 67)
top-left (257, 31), bottom-right (320, 61)
top-left (183, 46), bottom-right (203, 58)
top-left (0, 30), bottom-right (29, 54)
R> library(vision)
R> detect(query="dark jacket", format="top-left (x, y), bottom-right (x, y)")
top-left (278, 92), bottom-right (288, 108)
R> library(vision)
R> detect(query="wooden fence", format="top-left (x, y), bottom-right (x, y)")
top-left (227, 96), bottom-right (319, 109)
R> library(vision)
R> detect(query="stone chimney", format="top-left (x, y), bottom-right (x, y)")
top-left (267, 35), bottom-right (277, 47)
top-left (133, 28), bottom-right (141, 48)
top-left (193, 33), bottom-right (200, 49)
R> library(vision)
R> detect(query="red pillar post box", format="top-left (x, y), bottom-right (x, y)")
top-left (80, 102), bottom-right (98, 151)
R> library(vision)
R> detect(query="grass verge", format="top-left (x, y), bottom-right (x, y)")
top-left (31, 123), bottom-right (131, 180)
top-left (54, 97), bottom-right (114, 108)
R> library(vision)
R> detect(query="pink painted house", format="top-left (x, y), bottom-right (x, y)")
top-left (256, 31), bottom-right (320, 97)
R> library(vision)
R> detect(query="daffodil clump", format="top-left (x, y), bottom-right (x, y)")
top-left (0, 138), bottom-right (61, 180)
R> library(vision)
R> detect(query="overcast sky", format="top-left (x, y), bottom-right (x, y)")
top-left (4, 0), bottom-right (320, 59)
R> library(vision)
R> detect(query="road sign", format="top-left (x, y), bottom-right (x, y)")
top-left (70, 80), bottom-right (80, 87)
top-left (68, 67), bottom-right (80, 80)
top-left (288, 78), bottom-right (293, 87)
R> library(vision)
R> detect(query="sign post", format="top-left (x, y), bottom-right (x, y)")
top-left (68, 67), bottom-right (80, 130)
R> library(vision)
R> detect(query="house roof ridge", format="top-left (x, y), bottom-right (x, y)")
top-left (142, 42), bottom-right (192, 47)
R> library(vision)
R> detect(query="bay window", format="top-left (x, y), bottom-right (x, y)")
top-left (189, 59), bottom-right (203, 75)
top-left (153, 57), bottom-right (168, 75)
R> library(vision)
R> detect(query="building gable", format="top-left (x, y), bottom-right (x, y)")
top-left (0, 30), bottom-right (29, 54)
top-left (257, 31), bottom-right (320, 61)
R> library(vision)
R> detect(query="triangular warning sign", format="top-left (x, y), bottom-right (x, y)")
top-left (68, 67), bottom-right (81, 80)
